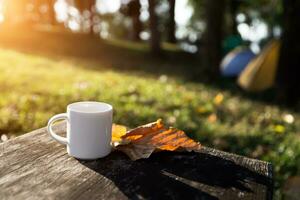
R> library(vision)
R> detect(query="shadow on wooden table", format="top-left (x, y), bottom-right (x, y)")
top-left (79, 151), bottom-right (271, 200)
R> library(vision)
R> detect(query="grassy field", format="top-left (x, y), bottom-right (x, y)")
top-left (0, 27), bottom-right (299, 198)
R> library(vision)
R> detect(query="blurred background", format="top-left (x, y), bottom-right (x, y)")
top-left (0, 0), bottom-right (299, 198)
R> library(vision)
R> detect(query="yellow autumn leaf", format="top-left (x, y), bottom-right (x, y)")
top-left (273, 124), bottom-right (285, 134)
top-left (112, 124), bottom-right (127, 142)
top-left (213, 93), bottom-right (224, 105)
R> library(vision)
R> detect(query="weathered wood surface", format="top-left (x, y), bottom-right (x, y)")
top-left (0, 123), bottom-right (273, 200)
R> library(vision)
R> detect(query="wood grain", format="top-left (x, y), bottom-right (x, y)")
top-left (0, 123), bottom-right (273, 200)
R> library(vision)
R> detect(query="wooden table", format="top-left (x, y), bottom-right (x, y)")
top-left (0, 123), bottom-right (273, 200)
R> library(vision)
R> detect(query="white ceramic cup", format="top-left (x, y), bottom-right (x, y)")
top-left (47, 101), bottom-right (113, 160)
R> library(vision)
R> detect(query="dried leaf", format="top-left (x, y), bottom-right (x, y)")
top-left (115, 119), bottom-right (201, 160)
top-left (207, 113), bottom-right (217, 123)
top-left (214, 93), bottom-right (224, 105)
top-left (111, 124), bottom-right (128, 147)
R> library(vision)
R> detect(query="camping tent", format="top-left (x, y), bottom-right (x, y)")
top-left (238, 40), bottom-right (280, 92)
top-left (220, 47), bottom-right (256, 77)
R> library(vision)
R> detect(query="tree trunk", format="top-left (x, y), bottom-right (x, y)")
top-left (167, 0), bottom-right (176, 43)
top-left (47, 0), bottom-right (56, 25)
top-left (128, 0), bottom-right (142, 41)
top-left (276, 0), bottom-right (300, 105)
top-left (148, 0), bottom-right (161, 54)
top-left (88, 0), bottom-right (96, 35)
top-left (201, 0), bottom-right (225, 78)
top-left (74, 0), bottom-right (85, 13)
top-left (229, 0), bottom-right (239, 35)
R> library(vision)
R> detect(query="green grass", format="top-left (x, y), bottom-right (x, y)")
top-left (0, 29), bottom-right (299, 199)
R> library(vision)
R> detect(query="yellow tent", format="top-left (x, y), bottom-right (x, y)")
top-left (238, 40), bottom-right (280, 92)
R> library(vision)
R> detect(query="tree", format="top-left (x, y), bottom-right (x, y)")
top-left (87, 0), bottom-right (96, 34)
top-left (201, 0), bottom-right (225, 78)
top-left (276, 0), bottom-right (300, 105)
top-left (127, 0), bottom-right (142, 41)
top-left (148, 0), bottom-right (161, 54)
top-left (46, 0), bottom-right (56, 25)
top-left (229, 0), bottom-right (240, 35)
top-left (74, 0), bottom-right (96, 34)
top-left (167, 0), bottom-right (176, 43)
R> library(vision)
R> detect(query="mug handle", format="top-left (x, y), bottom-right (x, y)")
top-left (47, 113), bottom-right (68, 145)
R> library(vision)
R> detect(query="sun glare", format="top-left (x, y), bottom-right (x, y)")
top-left (175, 0), bottom-right (192, 25)
top-left (54, 0), bottom-right (68, 22)
top-left (96, 0), bottom-right (121, 14)
top-left (0, 1), bottom-right (3, 22)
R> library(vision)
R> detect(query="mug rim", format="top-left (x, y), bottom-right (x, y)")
top-left (67, 101), bottom-right (113, 114)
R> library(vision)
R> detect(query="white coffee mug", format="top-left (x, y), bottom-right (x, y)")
top-left (47, 101), bottom-right (113, 160)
